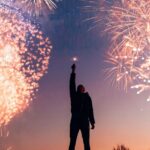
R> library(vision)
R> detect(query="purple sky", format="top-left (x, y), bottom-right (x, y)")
top-left (5, 1), bottom-right (150, 150)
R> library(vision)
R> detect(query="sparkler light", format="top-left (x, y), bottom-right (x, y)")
top-left (0, 4), bottom-right (52, 127)
top-left (72, 57), bottom-right (78, 62)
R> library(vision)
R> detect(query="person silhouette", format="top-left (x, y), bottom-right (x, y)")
top-left (69, 64), bottom-right (95, 150)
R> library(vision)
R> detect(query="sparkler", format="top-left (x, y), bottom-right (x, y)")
top-left (72, 56), bottom-right (78, 62)
top-left (0, 4), bottom-right (52, 127)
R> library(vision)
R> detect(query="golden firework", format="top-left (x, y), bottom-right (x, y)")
top-left (103, 0), bottom-right (150, 99)
top-left (83, 0), bottom-right (150, 99)
top-left (0, 4), bottom-right (52, 126)
top-left (15, 0), bottom-right (56, 16)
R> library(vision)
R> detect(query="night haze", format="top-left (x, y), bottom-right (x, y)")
top-left (2, 0), bottom-right (150, 150)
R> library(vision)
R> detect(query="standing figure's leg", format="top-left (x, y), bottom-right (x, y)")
top-left (81, 124), bottom-right (90, 150)
top-left (69, 120), bottom-right (79, 150)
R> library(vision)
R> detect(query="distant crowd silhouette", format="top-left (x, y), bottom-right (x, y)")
top-left (68, 64), bottom-right (95, 150)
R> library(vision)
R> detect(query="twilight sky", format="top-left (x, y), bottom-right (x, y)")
top-left (6, 1), bottom-right (150, 150)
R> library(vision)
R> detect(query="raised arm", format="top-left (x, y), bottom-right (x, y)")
top-left (70, 64), bottom-right (76, 101)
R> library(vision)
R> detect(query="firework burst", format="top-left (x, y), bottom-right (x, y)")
top-left (103, 0), bottom-right (150, 100)
top-left (84, 0), bottom-right (150, 100)
top-left (14, 0), bottom-right (56, 16)
top-left (0, 4), bottom-right (52, 127)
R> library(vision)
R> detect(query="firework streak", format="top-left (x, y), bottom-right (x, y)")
top-left (14, 0), bottom-right (56, 16)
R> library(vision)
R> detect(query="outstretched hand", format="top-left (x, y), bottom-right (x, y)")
top-left (91, 124), bottom-right (95, 130)
top-left (71, 64), bottom-right (76, 72)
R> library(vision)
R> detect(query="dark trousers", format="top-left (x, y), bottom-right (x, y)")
top-left (69, 119), bottom-right (90, 150)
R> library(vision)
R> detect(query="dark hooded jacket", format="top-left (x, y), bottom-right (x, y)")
top-left (70, 72), bottom-right (95, 125)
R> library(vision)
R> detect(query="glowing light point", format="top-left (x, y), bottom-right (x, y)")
top-left (147, 98), bottom-right (150, 102)
top-left (72, 57), bottom-right (78, 62)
